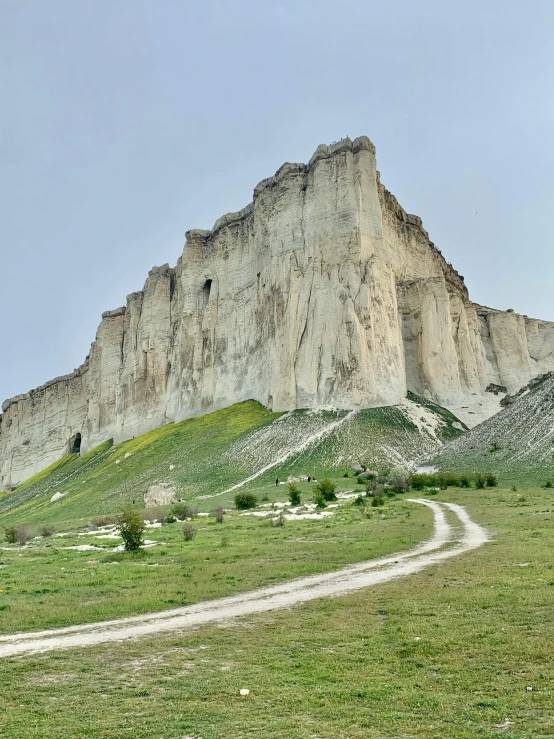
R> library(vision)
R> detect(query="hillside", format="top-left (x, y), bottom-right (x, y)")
top-left (428, 373), bottom-right (554, 483)
top-left (0, 395), bottom-right (465, 527)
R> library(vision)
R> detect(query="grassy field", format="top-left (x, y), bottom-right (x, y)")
top-left (0, 485), bottom-right (427, 634)
top-left (0, 485), bottom-right (552, 738)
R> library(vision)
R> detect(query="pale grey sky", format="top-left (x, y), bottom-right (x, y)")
top-left (1, 0), bottom-right (553, 403)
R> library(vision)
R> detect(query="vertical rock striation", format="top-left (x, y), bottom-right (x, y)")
top-left (1, 136), bottom-right (553, 489)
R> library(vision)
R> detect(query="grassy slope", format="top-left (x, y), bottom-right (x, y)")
top-left (0, 401), bottom-right (282, 528)
top-left (428, 374), bottom-right (554, 485)
top-left (0, 396), bottom-right (464, 530)
top-left (1, 486), bottom-right (552, 738)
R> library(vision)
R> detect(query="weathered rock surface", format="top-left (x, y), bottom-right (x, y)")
top-left (1, 135), bottom-right (553, 490)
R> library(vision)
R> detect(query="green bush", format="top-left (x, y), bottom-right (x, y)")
top-left (343, 472), bottom-right (349, 478)
top-left (371, 490), bottom-right (384, 507)
top-left (357, 476), bottom-right (366, 485)
top-left (486, 473), bottom-right (498, 487)
top-left (4, 526), bottom-right (17, 544)
top-left (388, 467), bottom-right (411, 493)
top-left (426, 487), bottom-right (439, 496)
top-left (39, 525), bottom-right (56, 537)
top-left (287, 483), bottom-right (301, 506)
top-left (544, 481), bottom-right (553, 489)
top-left (460, 474), bottom-right (471, 488)
top-left (119, 506), bottom-right (145, 552)
top-left (182, 523), bottom-right (197, 541)
top-left (474, 473), bottom-right (486, 489)
top-left (314, 489), bottom-right (327, 508)
top-left (314, 479), bottom-right (336, 501)
top-left (234, 492), bottom-right (258, 510)
top-left (172, 503), bottom-right (198, 520)
top-left (352, 495), bottom-right (366, 507)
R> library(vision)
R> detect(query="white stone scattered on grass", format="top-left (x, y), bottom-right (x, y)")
top-left (169, 464), bottom-right (175, 471)
top-left (115, 460), bottom-right (121, 465)
top-left (124, 452), bottom-right (132, 459)
top-left (50, 492), bottom-right (65, 502)
top-left (527, 686), bottom-right (533, 691)
top-left (239, 688), bottom-right (250, 696)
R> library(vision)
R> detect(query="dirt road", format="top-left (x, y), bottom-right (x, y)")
top-left (0, 499), bottom-right (488, 658)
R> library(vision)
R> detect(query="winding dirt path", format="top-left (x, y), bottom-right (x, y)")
top-left (0, 499), bottom-right (488, 658)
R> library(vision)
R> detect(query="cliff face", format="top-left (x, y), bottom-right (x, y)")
top-left (1, 136), bottom-right (553, 490)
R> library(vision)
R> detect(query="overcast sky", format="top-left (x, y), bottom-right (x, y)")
top-left (1, 0), bottom-right (553, 403)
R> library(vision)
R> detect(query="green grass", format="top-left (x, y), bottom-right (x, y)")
top-left (0, 401), bottom-right (282, 529)
top-left (0, 485), bottom-right (552, 738)
top-left (0, 488), bottom-right (427, 634)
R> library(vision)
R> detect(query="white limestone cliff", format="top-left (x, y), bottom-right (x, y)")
top-left (1, 136), bottom-right (553, 490)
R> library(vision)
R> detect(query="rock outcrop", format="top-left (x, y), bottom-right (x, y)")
top-left (1, 136), bottom-right (553, 490)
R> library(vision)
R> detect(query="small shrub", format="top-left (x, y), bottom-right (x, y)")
top-left (460, 474), bottom-right (471, 488)
top-left (511, 485), bottom-right (518, 492)
top-left (234, 492), bottom-right (258, 510)
top-left (221, 535), bottom-right (229, 547)
top-left (272, 511), bottom-right (286, 527)
top-left (15, 526), bottom-right (33, 545)
top-left (426, 487), bottom-right (439, 496)
top-left (485, 473), bottom-right (498, 487)
top-left (89, 515), bottom-right (119, 528)
top-left (314, 490), bottom-right (327, 508)
top-left (357, 476), bottom-right (366, 485)
top-left (4, 526), bottom-right (17, 544)
top-left (314, 479), bottom-right (336, 501)
top-left (411, 474), bottom-right (427, 491)
top-left (119, 506), bottom-right (145, 552)
top-left (182, 523), bottom-right (197, 541)
top-left (144, 507), bottom-right (168, 524)
top-left (545, 481), bottom-right (553, 489)
top-left (352, 495), bottom-right (366, 507)
top-left (210, 506), bottom-right (225, 523)
top-left (474, 473), bottom-right (486, 489)
top-left (288, 483), bottom-right (302, 506)
top-left (343, 472), bottom-right (349, 478)
top-left (388, 467), bottom-right (411, 494)
top-left (371, 490), bottom-right (384, 507)
top-left (172, 503), bottom-right (198, 520)
top-left (40, 525), bottom-right (56, 538)
top-left (166, 512), bottom-right (177, 524)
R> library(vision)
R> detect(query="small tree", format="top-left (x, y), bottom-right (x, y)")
top-left (234, 492), bottom-right (258, 510)
top-left (210, 506), bottom-right (225, 523)
top-left (288, 483), bottom-right (301, 506)
top-left (119, 506), bottom-right (145, 552)
top-left (485, 473), bottom-right (498, 487)
top-left (4, 526), bottom-right (17, 544)
top-left (388, 468), bottom-right (411, 494)
top-left (474, 473), bottom-right (486, 490)
top-left (172, 503), bottom-right (198, 520)
top-left (182, 523), bottom-right (197, 541)
top-left (371, 489), bottom-right (384, 507)
top-left (314, 489), bottom-right (327, 508)
top-left (315, 479), bottom-right (336, 501)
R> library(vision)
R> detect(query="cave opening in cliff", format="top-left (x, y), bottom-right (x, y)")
top-left (202, 279), bottom-right (212, 308)
top-left (70, 433), bottom-right (82, 455)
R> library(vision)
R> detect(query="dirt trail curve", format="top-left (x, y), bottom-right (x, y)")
top-left (0, 499), bottom-right (488, 658)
